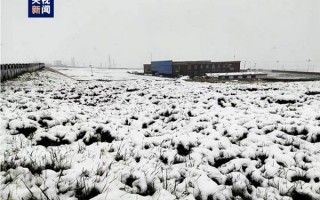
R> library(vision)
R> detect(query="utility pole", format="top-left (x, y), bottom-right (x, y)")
top-left (108, 55), bottom-right (112, 68)
top-left (276, 60), bottom-right (279, 70)
top-left (90, 65), bottom-right (93, 76)
top-left (307, 59), bottom-right (311, 72)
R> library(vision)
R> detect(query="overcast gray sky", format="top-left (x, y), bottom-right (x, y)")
top-left (1, 0), bottom-right (320, 70)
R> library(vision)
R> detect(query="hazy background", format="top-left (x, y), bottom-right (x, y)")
top-left (1, 0), bottom-right (320, 70)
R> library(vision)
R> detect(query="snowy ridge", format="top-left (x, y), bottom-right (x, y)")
top-left (206, 72), bottom-right (267, 77)
top-left (1, 71), bottom-right (320, 200)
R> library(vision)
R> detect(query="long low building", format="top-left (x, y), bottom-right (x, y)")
top-left (144, 60), bottom-right (241, 77)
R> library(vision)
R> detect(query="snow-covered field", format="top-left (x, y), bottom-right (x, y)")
top-left (52, 67), bottom-right (170, 81)
top-left (263, 71), bottom-right (320, 80)
top-left (1, 70), bottom-right (320, 200)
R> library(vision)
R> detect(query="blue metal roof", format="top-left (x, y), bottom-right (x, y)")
top-left (151, 60), bottom-right (173, 75)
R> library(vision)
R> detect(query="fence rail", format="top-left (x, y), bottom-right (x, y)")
top-left (0, 63), bottom-right (45, 82)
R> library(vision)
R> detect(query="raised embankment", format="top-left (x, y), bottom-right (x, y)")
top-left (271, 70), bottom-right (320, 75)
top-left (0, 63), bottom-right (45, 82)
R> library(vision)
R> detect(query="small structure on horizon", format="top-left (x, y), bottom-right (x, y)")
top-left (90, 65), bottom-right (93, 76)
top-left (144, 60), bottom-right (241, 77)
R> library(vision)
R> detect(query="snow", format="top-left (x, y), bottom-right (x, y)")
top-left (1, 70), bottom-right (320, 200)
top-left (52, 67), bottom-right (172, 81)
top-left (206, 72), bottom-right (267, 77)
